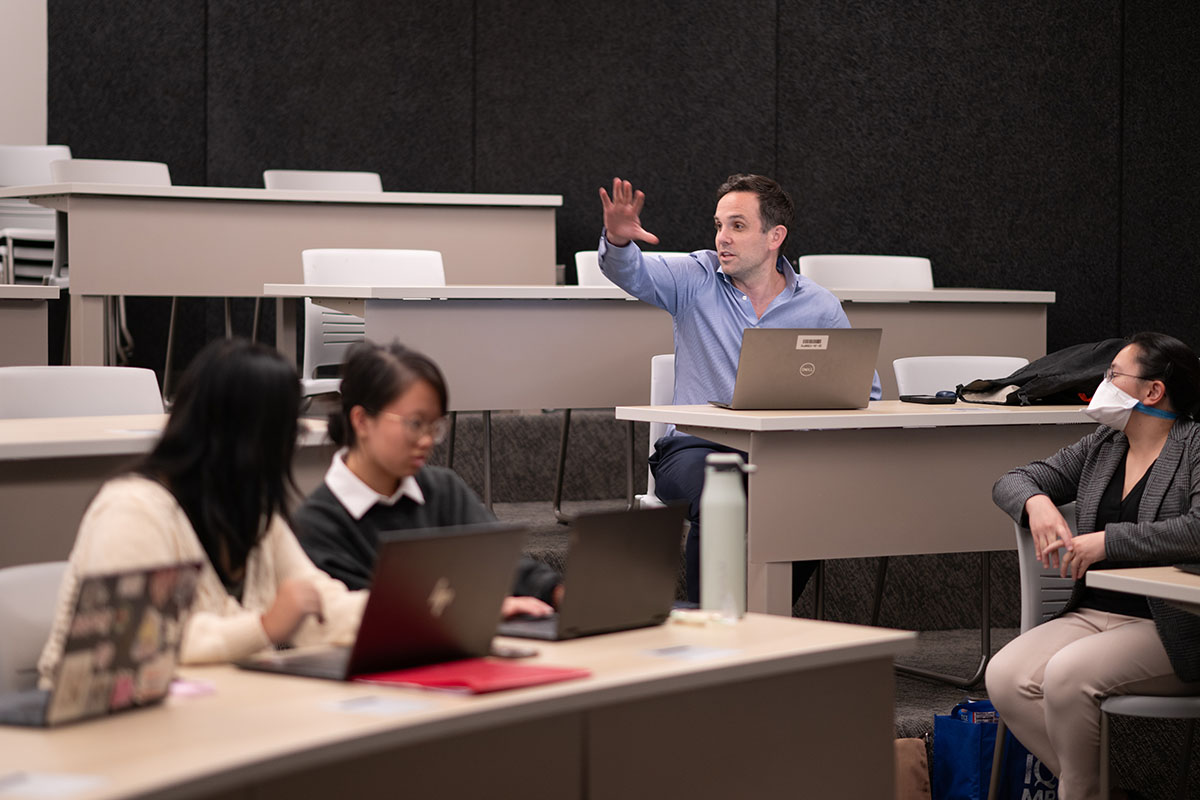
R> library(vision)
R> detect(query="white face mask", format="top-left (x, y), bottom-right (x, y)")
top-left (1085, 378), bottom-right (1139, 431)
top-left (1085, 377), bottom-right (1178, 431)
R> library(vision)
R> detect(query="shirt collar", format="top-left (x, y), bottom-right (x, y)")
top-left (325, 448), bottom-right (425, 520)
top-left (716, 255), bottom-right (802, 293)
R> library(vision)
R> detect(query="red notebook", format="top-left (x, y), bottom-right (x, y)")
top-left (354, 658), bottom-right (591, 694)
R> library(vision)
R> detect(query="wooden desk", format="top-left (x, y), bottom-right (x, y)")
top-left (0, 185), bottom-right (561, 365)
top-left (616, 401), bottom-right (1095, 614)
top-left (1088, 566), bottom-right (1200, 616)
top-left (265, 284), bottom-right (675, 410)
top-left (0, 285), bottom-right (59, 367)
top-left (0, 614), bottom-right (915, 800)
top-left (0, 415), bottom-right (335, 569)
top-left (833, 287), bottom-right (1056, 398)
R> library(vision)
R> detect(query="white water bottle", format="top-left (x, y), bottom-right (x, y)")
top-left (699, 452), bottom-right (755, 619)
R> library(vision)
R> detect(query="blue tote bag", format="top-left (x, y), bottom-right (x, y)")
top-left (933, 699), bottom-right (1059, 800)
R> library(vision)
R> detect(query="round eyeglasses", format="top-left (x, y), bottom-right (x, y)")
top-left (379, 412), bottom-right (449, 444)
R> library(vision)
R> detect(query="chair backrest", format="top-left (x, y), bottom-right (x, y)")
top-left (0, 146), bottom-right (73, 243)
top-left (1014, 502), bottom-right (1077, 632)
top-left (893, 356), bottom-right (1030, 395)
top-left (575, 250), bottom-right (690, 287)
top-left (0, 145), bottom-right (73, 187)
top-left (300, 249), bottom-right (446, 387)
top-left (797, 255), bottom-right (934, 290)
top-left (263, 170), bottom-right (383, 192)
top-left (645, 353), bottom-right (676, 498)
top-left (0, 366), bottom-right (164, 418)
top-left (49, 158), bottom-right (171, 186)
top-left (0, 561), bottom-right (69, 693)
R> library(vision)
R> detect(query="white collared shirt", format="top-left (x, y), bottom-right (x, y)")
top-left (324, 448), bottom-right (425, 521)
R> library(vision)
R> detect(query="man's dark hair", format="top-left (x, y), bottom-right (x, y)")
top-left (716, 173), bottom-right (795, 252)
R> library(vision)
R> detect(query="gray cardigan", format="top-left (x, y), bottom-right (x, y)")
top-left (993, 419), bottom-right (1200, 681)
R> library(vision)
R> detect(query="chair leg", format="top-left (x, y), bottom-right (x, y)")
top-left (553, 409), bottom-right (572, 524)
top-left (250, 298), bottom-right (262, 343)
top-left (163, 297), bottom-right (178, 401)
top-left (871, 556), bottom-right (889, 626)
top-left (895, 551), bottom-right (992, 688)
top-left (223, 297), bottom-right (233, 338)
top-left (986, 717), bottom-right (1008, 800)
top-left (813, 561), bottom-right (826, 620)
top-left (116, 296), bottom-right (133, 364)
top-left (625, 419), bottom-right (636, 510)
top-left (1174, 718), bottom-right (1195, 800)
top-left (482, 410), bottom-right (492, 511)
top-left (1099, 709), bottom-right (1111, 799)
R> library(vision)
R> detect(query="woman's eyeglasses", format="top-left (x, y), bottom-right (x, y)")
top-left (1105, 366), bottom-right (1155, 383)
top-left (379, 412), bottom-right (449, 444)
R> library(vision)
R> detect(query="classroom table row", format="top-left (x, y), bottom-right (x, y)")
top-left (0, 181), bottom-right (1052, 384)
top-left (0, 613), bottom-right (915, 800)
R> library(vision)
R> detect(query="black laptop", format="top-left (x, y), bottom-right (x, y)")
top-left (237, 523), bottom-right (528, 681)
top-left (0, 562), bottom-right (202, 728)
top-left (496, 505), bottom-right (687, 641)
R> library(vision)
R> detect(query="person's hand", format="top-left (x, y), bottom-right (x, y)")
top-left (1049, 531), bottom-right (1106, 580)
top-left (260, 578), bottom-right (325, 644)
top-left (599, 177), bottom-right (660, 247)
top-left (1025, 494), bottom-right (1073, 569)
top-left (501, 595), bottom-right (554, 619)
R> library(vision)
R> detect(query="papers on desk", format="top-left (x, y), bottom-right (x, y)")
top-left (325, 696), bottom-right (434, 716)
top-left (643, 645), bottom-right (741, 662)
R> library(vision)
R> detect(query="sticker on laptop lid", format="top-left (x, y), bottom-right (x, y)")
top-left (796, 334), bottom-right (829, 350)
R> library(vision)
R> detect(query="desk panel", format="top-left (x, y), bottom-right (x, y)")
top-left (365, 297), bottom-right (674, 410)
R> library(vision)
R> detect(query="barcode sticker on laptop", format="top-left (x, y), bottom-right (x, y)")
top-left (796, 334), bottom-right (829, 350)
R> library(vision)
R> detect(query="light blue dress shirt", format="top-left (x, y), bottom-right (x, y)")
top-left (598, 233), bottom-right (882, 437)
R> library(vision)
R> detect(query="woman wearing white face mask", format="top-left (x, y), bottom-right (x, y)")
top-left (987, 332), bottom-right (1200, 800)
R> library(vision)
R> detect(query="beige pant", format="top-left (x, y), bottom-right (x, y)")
top-left (985, 607), bottom-right (1200, 800)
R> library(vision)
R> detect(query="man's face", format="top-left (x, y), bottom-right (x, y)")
top-left (713, 191), bottom-right (782, 280)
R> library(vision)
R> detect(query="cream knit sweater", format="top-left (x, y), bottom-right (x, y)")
top-left (38, 475), bottom-right (366, 685)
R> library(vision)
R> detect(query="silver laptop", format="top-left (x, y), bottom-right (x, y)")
top-left (236, 523), bottom-right (528, 681)
top-left (709, 328), bottom-right (882, 410)
top-left (496, 505), bottom-right (687, 641)
top-left (0, 562), bottom-right (202, 728)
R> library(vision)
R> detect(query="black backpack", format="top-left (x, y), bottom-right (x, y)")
top-left (957, 339), bottom-right (1126, 405)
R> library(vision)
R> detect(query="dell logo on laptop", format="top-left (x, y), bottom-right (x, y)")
top-left (427, 577), bottom-right (456, 617)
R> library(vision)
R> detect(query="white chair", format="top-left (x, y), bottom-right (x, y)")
top-left (885, 355), bottom-right (1030, 687)
top-left (986, 504), bottom-right (1077, 799)
top-left (637, 353), bottom-right (675, 508)
top-left (574, 250), bottom-right (691, 288)
top-left (300, 248), bottom-right (445, 398)
top-left (0, 145), bottom-right (71, 284)
top-left (0, 366), bottom-right (163, 418)
top-left (797, 254), bottom-right (934, 290)
top-left (263, 170), bottom-right (382, 192)
top-left (49, 158), bottom-right (172, 376)
top-left (894, 355), bottom-right (1029, 396)
top-left (0, 561), bottom-right (69, 693)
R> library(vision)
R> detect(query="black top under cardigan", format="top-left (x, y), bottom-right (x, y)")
top-left (292, 466), bottom-right (560, 603)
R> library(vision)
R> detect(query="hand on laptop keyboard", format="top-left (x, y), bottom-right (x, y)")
top-left (501, 595), bottom-right (554, 619)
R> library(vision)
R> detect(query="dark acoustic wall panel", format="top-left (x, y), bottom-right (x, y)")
top-left (48, 0), bottom-right (209, 379)
top-left (206, 0), bottom-right (474, 191)
top-left (47, 0), bottom-right (208, 184)
top-left (474, 0), bottom-right (777, 274)
top-left (1120, 0), bottom-right (1200, 350)
top-left (778, 2), bottom-right (1122, 352)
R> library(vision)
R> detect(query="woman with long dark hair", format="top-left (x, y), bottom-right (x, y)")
top-left (39, 340), bottom-right (365, 681)
top-left (988, 332), bottom-right (1200, 799)
top-left (292, 340), bottom-right (559, 616)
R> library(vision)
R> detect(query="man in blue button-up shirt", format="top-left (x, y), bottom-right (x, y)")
top-left (598, 174), bottom-right (881, 605)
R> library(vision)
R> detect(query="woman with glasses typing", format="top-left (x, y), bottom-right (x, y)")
top-left (293, 340), bottom-right (559, 617)
top-left (987, 331), bottom-right (1200, 800)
